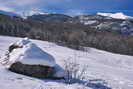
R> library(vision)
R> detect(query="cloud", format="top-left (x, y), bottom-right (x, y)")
top-left (0, 5), bottom-right (15, 12)
top-left (0, 0), bottom-right (44, 12)
top-left (0, 0), bottom-right (70, 12)
top-left (0, 0), bottom-right (70, 7)
top-left (2, 0), bottom-right (42, 6)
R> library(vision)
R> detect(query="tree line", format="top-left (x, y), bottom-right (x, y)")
top-left (0, 14), bottom-right (133, 55)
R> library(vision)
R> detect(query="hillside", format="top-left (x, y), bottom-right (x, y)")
top-left (0, 12), bottom-right (133, 56)
top-left (0, 36), bottom-right (133, 89)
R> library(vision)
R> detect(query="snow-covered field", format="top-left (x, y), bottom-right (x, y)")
top-left (0, 36), bottom-right (133, 89)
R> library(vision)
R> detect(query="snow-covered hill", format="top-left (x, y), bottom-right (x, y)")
top-left (0, 36), bottom-right (133, 89)
top-left (97, 12), bottom-right (133, 20)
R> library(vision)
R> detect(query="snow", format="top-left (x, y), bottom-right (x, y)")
top-left (0, 36), bottom-right (133, 89)
top-left (21, 9), bottom-right (49, 19)
top-left (82, 20), bottom-right (97, 25)
top-left (79, 16), bottom-right (97, 25)
top-left (96, 23), bottom-right (111, 29)
top-left (53, 64), bottom-right (66, 78)
top-left (7, 38), bottom-right (56, 67)
top-left (97, 12), bottom-right (133, 20)
top-left (120, 21), bottom-right (131, 27)
top-left (14, 37), bottom-right (31, 46)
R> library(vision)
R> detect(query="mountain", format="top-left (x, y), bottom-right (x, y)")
top-left (73, 14), bottom-right (133, 35)
top-left (19, 9), bottom-right (72, 23)
top-left (97, 12), bottom-right (133, 20)
top-left (0, 10), bottom-right (133, 56)
top-left (27, 13), bottom-right (72, 23)
top-left (0, 10), bottom-right (18, 16)
top-left (21, 9), bottom-right (49, 19)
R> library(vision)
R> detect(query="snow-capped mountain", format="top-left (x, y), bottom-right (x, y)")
top-left (97, 12), bottom-right (133, 20)
top-left (21, 9), bottom-right (49, 19)
top-left (71, 13), bottom-right (133, 35)
top-left (0, 9), bottom-right (133, 36)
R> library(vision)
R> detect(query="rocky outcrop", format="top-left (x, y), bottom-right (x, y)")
top-left (9, 62), bottom-right (54, 78)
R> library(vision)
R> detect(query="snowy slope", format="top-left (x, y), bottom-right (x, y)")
top-left (0, 36), bottom-right (133, 89)
top-left (97, 12), bottom-right (133, 20)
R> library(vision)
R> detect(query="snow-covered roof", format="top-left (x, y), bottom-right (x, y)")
top-left (8, 38), bottom-right (56, 67)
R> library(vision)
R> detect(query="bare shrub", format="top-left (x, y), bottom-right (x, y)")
top-left (1, 51), bottom-right (10, 65)
top-left (63, 57), bottom-right (88, 84)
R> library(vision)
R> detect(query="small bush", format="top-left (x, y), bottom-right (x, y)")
top-left (63, 57), bottom-right (88, 84)
top-left (1, 51), bottom-right (10, 65)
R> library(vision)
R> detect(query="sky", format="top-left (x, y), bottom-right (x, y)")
top-left (0, 0), bottom-right (133, 16)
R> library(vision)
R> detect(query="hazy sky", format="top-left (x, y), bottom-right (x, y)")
top-left (0, 0), bottom-right (133, 16)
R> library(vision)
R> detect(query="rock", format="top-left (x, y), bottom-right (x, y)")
top-left (3, 38), bottom-right (65, 79)
top-left (9, 62), bottom-right (54, 78)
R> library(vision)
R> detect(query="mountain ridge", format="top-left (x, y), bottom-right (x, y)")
top-left (0, 9), bottom-right (133, 20)
top-left (0, 10), bottom-right (19, 16)
top-left (0, 10), bottom-right (133, 56)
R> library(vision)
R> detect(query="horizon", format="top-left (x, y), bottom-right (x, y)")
top-left (0, 0), bottom-right (132, 16)
top-left (0, 9), bottom-right (133, 17)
